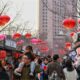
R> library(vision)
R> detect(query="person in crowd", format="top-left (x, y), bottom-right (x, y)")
top-left (35, 58), bottom-right (42, 80)
top-left (0, 60), bottom-right (9, 80)
top-left (14, 52), bottom-right (36, 80)
top-left (47, 55), bottom-right (52, 62)
top-left (25, 45), bottom-right (36, 76)
top-left (20, 53), bottom-right (34, 80)
top-left (24, 45), bottom-right (33, 53)
top-left (47, 54), bottom-right (65, 80)
top-left (14, 57), bottom-right (22, 69)
top-left (14, 45), bottom-right (36, 76)
top-left (40, 57), bottom-right (49, 80)
top-left (63, 59), bottom-right (78, 80)
top-left (13, 57), bottom-right (22, 80)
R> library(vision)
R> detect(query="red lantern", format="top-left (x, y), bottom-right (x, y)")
top-left (62, 18), bottom-right (76, 29)
top-left (65, 42), bottom-right (71, 49)
top-left (37, 39), bottom-right (43, 44)
top-left (25, 33), bottom-right (31, 38)
top-left (0, 50), bottom-right (6, 59)
top-left (31, 38), bottom-right (43, 44)
top-left (0, 15), bottom-right (10, 26)
top-left (40, 46), bottom-right (49, 52)
top-left (16, 40), bottom-right (24, 45)
top-left (12, 33), bottom-right (21, 39)
top-left (0, 21), bottom-right (5, 26)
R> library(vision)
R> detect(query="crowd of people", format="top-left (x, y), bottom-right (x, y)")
top-left (0, 45), bottom-right (80, 80)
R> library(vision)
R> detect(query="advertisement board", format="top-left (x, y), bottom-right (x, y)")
top-left (5, 39), bottom-right (16, 49)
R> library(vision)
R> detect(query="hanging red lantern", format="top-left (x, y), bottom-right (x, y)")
top-left (40, 46), bottom-right (49, 52)
top-left (31, 38), bottom-right (38, 44)
top-left (12, 33), bottom-right (21, 39)
top-left (65, 42), bottom-right (71, 49)
top-left (0, 50), bottom-right (6, 59)
top-left (0, 15), bottom-right (10, 26)
top-left (62, 18), bottom-right (76, 29)
top-left (16, 40), bottom-right (24, 46)
top-left (25, 33), bottom-right (31, 38)
top-left (37, 39), bottom-right (43, 44)
top-left (0, 21), bottom-right (5, 26)
top-left (31, 38), bottom-right (43, 44)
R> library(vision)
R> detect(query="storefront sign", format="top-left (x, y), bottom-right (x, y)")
top-left (5, 39), bottom-right (16, 48)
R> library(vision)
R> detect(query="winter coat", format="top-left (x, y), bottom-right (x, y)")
top-left (47, 61), bottom-right (65, 80)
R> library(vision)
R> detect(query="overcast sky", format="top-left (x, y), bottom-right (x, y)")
top-left (2, 0), bottom-right (37, 30)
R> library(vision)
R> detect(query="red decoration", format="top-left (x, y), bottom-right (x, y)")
top-left (25, 33), bottom-right (31, 38)
top-left (62, 18), bottom-right (76, 29)
top-left (65, 42), bottom-right (71, 49)
top-left (12, 33), bottom-right (21, 39)
top-left (70, 32), bottom-right (75, 37)
top-left (13, 53), bottom-right (20, 58)
top-left (40, 46), bottom-right (49, 52)
top-left (37, 39), bottom-right (43, 44)
top-left (16, 40), bottom-right (24, 45)
top-left (0, 50), bottom-right (6, 59)
top-left (0, 15), bottom-right (10, 26)
top-left (31, 38), bottom-right (43, 44)
top-left (43, 66), bottom-right (47, 71)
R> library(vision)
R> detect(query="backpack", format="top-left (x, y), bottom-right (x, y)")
top-left (48, 71), bottom-right (61, 80)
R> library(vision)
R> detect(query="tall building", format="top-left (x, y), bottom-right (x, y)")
top-left (39, 0), bottom-right (77, 54)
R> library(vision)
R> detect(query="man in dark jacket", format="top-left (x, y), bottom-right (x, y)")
top-left (21, 52), bottom-right (35, 80)
top-left (47, 54), bottom-right (65, 80)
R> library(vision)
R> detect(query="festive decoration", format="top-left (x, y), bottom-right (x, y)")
top-left (37, 39), bottom-right (43, 44)
top-left (40, 46), bottom-right (49, 52)
top-left (12, 33), bottom-right (21, 39)
top-left (0, 15), bottom-right (10, 26)
top-left (70, 32), bottom-right (75, 37)
top-left (16, 40), bottom-right (24, 45)
top-left (25, 33), bottom-right (31, 38)
top-left (43, 66), bottom-right (47, 71)
top-left (0, 34), bottom-right (6, 40)
top-left (13, 53), bottom-right (21, 58)
top-left (31, 38), bottom-right (42, 44)
top-left (62, 18), bottom-right (76, 29)
top-left (31, 39), bottom-right (38, 44)
top-left (65, 42), bottom-right (71, 50)
top-left (0, 50), bottom-right (6, 59)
